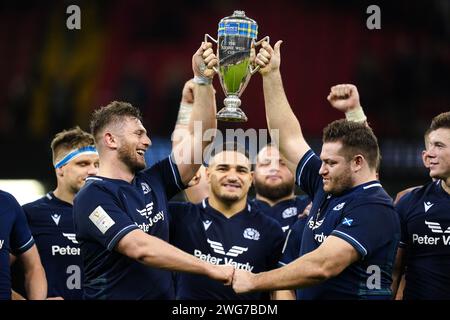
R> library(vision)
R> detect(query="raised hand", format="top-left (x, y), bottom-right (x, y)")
top-left (192, 42), bottom-right (218, 79)
top-left (327, 84), bottom-right (361, 113)
top-left (255, 40), bottom-right (283, 76)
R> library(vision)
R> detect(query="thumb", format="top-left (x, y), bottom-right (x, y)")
top-left (274, 40), bottom-right (283, 54)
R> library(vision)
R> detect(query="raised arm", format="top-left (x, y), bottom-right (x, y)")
top-left (255, 41), bottom-right (310, 174)
top-left (173, 42), bottom-right (217, 185)
top-left (327, 84), bottom-right (367, 124)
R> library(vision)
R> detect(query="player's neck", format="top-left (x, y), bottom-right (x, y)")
top-left (53, 186), bottom-right (75, 205)
top-left (255, 193), bottom-right (294, 207)
top-left (352, 169), bottom-right (378, 188)
top-left (98, 158), bottom-right (135, 183)
top-left (441, 179), bottom-right (450, 195)
top-left (209, 196), bottom-right (247, 218)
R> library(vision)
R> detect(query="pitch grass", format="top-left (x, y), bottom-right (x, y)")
top-left (220, 58), bottom-right (250, 94)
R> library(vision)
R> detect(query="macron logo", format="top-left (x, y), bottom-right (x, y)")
top-left (51, 214), bottom-right (61, 226)
top-left (424, 202), bottom-right (434, 213)
top-left (202, 220), bottom-right (212, 231)
top-left (0, 239), bottom-right (4, 250)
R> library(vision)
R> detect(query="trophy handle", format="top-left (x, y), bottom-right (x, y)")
top-left (249, 36), bottom-right (270, 75)
top-left (204, 34), bottom-right (219, 73)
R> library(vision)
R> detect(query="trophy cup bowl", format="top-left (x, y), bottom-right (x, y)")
top-left (205, 10), bottom-right (269, 122)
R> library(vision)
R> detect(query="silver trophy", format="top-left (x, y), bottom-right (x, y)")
top-left (205, 10), bottom-right (269, 122)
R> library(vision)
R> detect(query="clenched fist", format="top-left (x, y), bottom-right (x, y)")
top-left (327, 84), bottom-right (361, 113)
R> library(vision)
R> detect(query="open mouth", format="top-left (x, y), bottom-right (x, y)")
top-left (136, 149), bottom-right (146, 157)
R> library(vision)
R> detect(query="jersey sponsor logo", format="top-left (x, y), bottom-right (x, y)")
top-left (424, 201), bottom-right (434, 213)
top-left (0, 239), bottom-right (4, 249)
top-left (243, 228), bottom-right (260, 241)
top-left (341, 218), bottom-right (353, 226)
top-left (207, 238), bottom-right (248, 257)
top-left (136, 202), bottom-right (154, 219)
top-left (135, 211), bottom-right (165, 232)
top-left (412, 220), bottom-right (450, 246)
top-left (52, 245), bottom-right (81, 256)
top-left (308, 217), bottom-right (324, 230)
top-left (333, 202), bottom-right (346, 211)
top-left (314, 232), bottom-right (328, 243)
top-left (425, 221), bottom-right (450, 234)
top-left (89, 206), bottom-right (115, 234)
top-left (51, 213), bottom-right (61, 226)
top-left (141, 183), bottom-right (151, 195)
top-left (202, 220), bottom-right (212, 231)
top-left (194, 249), bottom-right (254, 271)
top-left (282, 207), bottom-right (297, 219)
top-left (63, 233), bottom-right (79, 244)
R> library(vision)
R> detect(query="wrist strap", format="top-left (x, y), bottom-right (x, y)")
top-left (345, 106), bottom-right (367, 123)
top-left (176, 103), bottom-right (193, 125)
top-left (193, 75), bottom-right (212, 86)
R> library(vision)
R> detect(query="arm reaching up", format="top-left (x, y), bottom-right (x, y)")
top-left (256, 40), bottom-right (310, 174)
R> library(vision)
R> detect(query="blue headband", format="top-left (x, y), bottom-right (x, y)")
top-left (54, 146), bottom-right (98, 169)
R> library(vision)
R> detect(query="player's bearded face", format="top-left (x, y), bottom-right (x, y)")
top-left (320, 142), bottom-right (354, 195)
top-left (118, 139), bottom-right (146, 172)
top-left (254, 149), bottom-right (294, 200)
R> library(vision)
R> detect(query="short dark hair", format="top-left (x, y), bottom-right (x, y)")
top-left (90, 101), bottom-right (143, 141)
top-left (50, 126), bottom-right (95, 164)
top-left (207, 141), bottom-right (251, 168)
top-left (322, 119), bottom-right (380, 170)
top-left (429, 111), bottom-right (450, 132)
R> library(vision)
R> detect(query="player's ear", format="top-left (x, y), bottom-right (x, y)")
top-left (104, 132), bottom-right (118, 149)
top-left (55, 167), bottom-right (64, 177)
top-left (351, 154), bottom-right (364, 172)
top-left (205, 166), bottom-right (212, 184)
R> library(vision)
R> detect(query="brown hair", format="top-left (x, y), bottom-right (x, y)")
top-left (323, 119), bottom-right (380, 170)
top-left (89, 101), bottom-right (143, 141)
top-left (429, 111), bottom-right (450, 132)
top-left (51, 126), bottom-right (95, 164)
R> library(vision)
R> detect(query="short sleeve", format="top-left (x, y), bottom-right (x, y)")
top-left (295, 149), bottom-right (323, 199)
top-left (74, 186), bottom-right (139, 251)
top-left (142, 155), bottom-right (186, 199)
top-left (394, 194), bottom-right (413, 248)
top-left (331, 204), bottom-right (395, 259)
top-left (9, 198), bottom-right (34, 255)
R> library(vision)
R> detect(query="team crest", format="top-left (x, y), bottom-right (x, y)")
top-left (243, 228), bottom-right (260, 241)
top-left (282, 207), bottom-right (298, 219)
top-left (333, 202), bottom-right (346, 211)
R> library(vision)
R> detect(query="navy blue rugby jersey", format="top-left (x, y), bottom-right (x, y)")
top-left (0, 190), bottom-right (34, 300)
top-left (20, 192), bottom-right (83, 299)
top-left (251, 195), bottom-right (310, 233)
top-left (295, 149), bottom-right (400, 300)
top-left (168, 199), bottom-right (285, 300)
top-left (73, 155), bottom-right (184, 300)
top-left (396, 180), bottom-right (450, 299)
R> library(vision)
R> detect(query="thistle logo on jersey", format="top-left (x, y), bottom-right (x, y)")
top-left (136, 202), bottom-right (154, 219)
top-left (243, 228), bottom-right (260, 241)
top-left (282, 207), bottom-right (297, 219)
top-left (207, 239), bottom-right (248, 257)
top-left (425, 221), bottom-right (450, 234)
top-left (141, 182), bottom-right (151, 195)
top-left (333, 202), bottom-right (346, 211)
top-left (51, 213), bottom-right (61, 226)
top-left (0, 239), bottom-right (4, 250)
top-left (63, 233), bottom-right (79, 244)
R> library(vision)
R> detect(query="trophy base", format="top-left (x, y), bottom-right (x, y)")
top-left (216, 107), bottom-right (248, 122)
